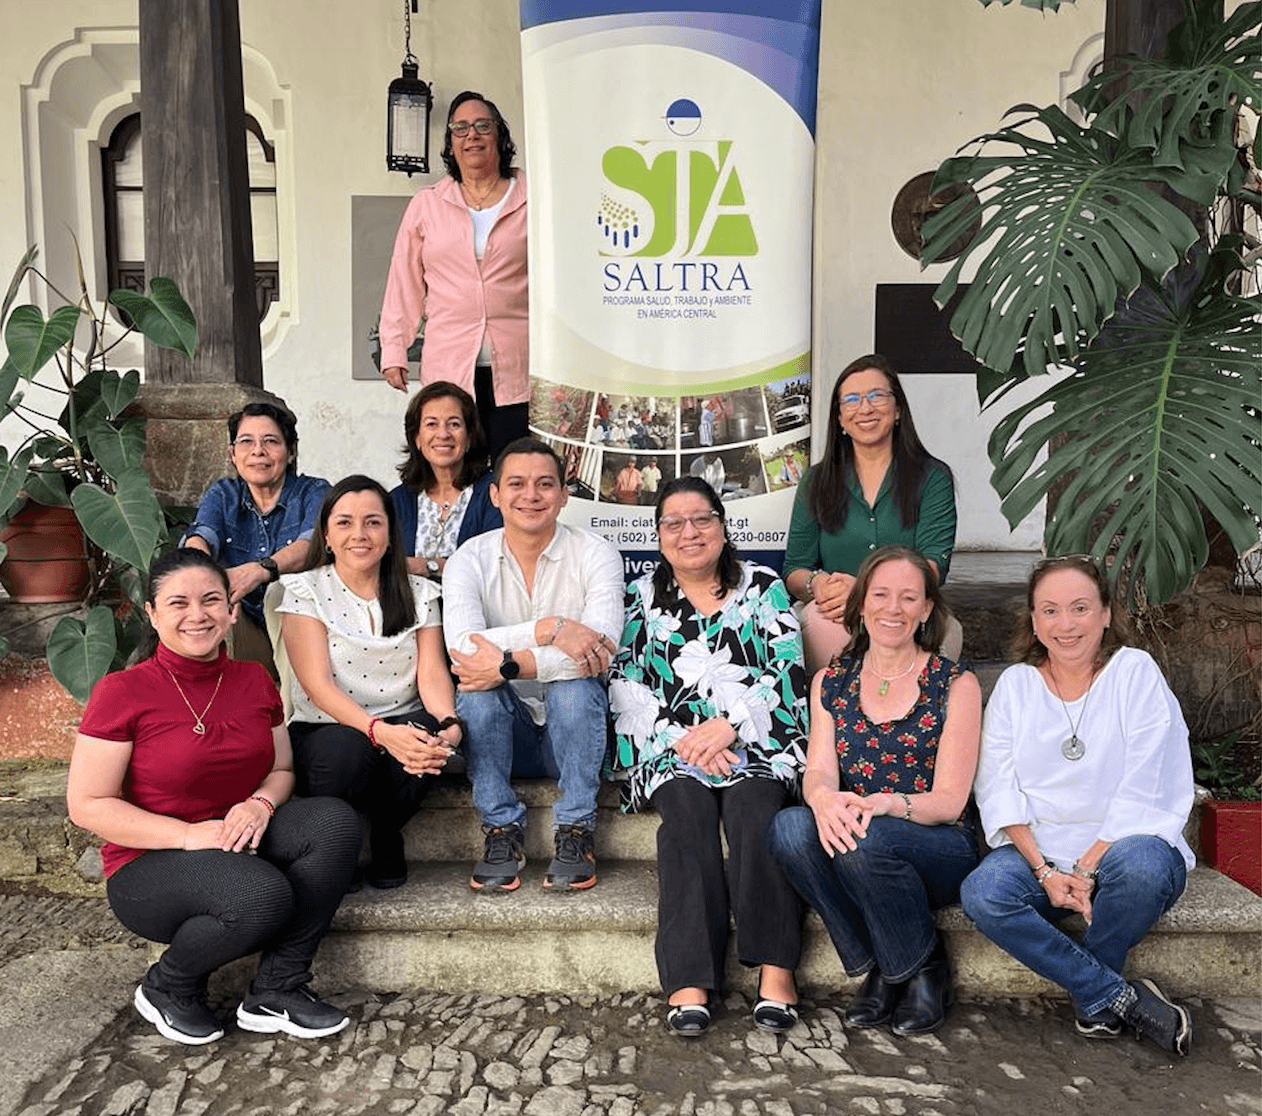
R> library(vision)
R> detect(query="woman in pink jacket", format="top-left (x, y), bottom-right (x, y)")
top-left (379, 91), bottom-right (529, 464)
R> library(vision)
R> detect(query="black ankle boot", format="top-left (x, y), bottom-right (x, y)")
top-left (890, 939), bottom-right (952, 1037)
top-left (845, 968), bottom-right (906, 1028)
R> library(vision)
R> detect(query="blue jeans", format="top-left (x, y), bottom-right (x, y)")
top-left (768, 806), bottom-right (979, 982)
top-left (959, 836), bottom-right (1186, 1018)
top-left (457, 678), bottom-right (608, 832)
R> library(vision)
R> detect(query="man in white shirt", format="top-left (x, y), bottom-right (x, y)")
top-left (444, 439), bottom-right (625, 891)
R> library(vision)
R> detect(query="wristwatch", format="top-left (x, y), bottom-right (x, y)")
top-left (499, 648), bottom-right (521, 680)
top-left (426, 558), bottom-right (441, 577)
top-left (259, 556), bottom-right (280, 582)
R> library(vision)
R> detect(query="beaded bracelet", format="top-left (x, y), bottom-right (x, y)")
top-left (547, 616), bottom-right (566, 644)
top-left (1034, 861), bottom-right (1057, 884)
top-left (249, 794), bottom-right (275, 816)
top-left (367, 717), bottom-right (384, 750)
top-left (896, 791), bottom-right (913, 821)
top-left (804, 570), bottom-right (822, 602)
top-left (1071, 860), bottom-right (1099, 881)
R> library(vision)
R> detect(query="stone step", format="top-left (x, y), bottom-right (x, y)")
top-left (315, 859), bottom-right (1262, 1001)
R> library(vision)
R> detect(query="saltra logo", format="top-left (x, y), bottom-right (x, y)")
top-left (597, 98), bottom-right (758, 260)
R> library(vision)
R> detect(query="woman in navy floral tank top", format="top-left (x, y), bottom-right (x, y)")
top-left (769, 545), bottom-right (981, 1037)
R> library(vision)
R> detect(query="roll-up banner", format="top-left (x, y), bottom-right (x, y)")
top-left (520, 0), bottom-right (821, 578)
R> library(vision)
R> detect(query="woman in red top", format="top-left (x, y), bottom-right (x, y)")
top-left (67, 549), bottom-right (360, 1046)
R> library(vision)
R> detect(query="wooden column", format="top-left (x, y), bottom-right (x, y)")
top-left (138, 0), bottom-right (261, 385)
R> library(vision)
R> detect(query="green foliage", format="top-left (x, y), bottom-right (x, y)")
top-left (927, 105), bottom-right (1200, 379)
top-left (987, 244), bottom-right (1262, 606)
top-left (925, 0), bottom-right (1262, 607)
top-left (1192, 731), bottom-right (1262, 801)
top-left (0, 245), bottom-right (197, 697)
top-left (46, 606), bottom-right (117, 704)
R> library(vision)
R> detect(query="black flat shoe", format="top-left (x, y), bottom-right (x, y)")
top-left (665, 1004), bottom-right (711, 1037)
top-left (890, 942), bottom-right (952, 1037)
top-left (367, 829), bottom-right (408, 889)
top-left (845, 968), bottom-right (905, 1028)
top-left (752, 999), bottom-right (799, 1033)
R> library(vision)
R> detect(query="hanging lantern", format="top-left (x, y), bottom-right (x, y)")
top-left (386, 2), bottom-right (432, 175)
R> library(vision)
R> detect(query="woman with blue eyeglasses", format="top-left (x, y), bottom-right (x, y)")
top-left (379, 91), bottom-right (529, 463)
top-left (782, 355), bottom-right (960, 675)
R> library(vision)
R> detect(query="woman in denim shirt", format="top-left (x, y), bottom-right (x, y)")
top-left (184, 402), bottom-right (329, 677)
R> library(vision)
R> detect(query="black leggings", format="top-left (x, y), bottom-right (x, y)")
top-left (106, 796), bottom-right (359, 997)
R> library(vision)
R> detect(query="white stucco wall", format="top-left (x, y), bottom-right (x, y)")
top-left (0, 0), bottom-right (1108, 550)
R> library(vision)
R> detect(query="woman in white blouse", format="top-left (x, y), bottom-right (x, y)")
top-left (279, 475), bottom-right (462, 890)
top-left (960, 556), bottom-right (1195, 1056)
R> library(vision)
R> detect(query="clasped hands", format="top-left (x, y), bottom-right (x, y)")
top-left (1041, 867), bottom-right (1095, 924)
top-left (809, 788), bottom-right (874, 856)
top-left (374, 719), bottom-right (458, 777)
top-left (810, 572), bottom-right (854, 622)
top-left (183, 796), bottom-right (274, 854)
top-left (672, 718), bottom-right (739, 777)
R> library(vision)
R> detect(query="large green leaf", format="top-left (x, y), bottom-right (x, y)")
top-left (22, 467), bottom-right (70, 507)
top-left (84, 412), bottom-right (147, 480)
top-left (987, 258), bottom-right (1262, 607)
top-left (4, 304), bottom-right (80, 380)
top-left (70, 472), bottom-right (165, 572)
top-left (0, 445), bottom-right (34, 519)
top-left (924, 105), bottom-right (1201, 379)
top-left (98, 368), bottom-right (140, 419)
top-left (110, 278), bottom-right (197, 358)
top-left (1072, 0), bottom-right (1261, 196)
top-left (46, 606), bottom-right (117, 704)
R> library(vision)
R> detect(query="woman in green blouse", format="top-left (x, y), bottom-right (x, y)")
top-left (783, 355), bottom-right (960, 675)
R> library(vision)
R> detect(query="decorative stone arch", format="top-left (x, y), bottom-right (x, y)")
top-left (1059, 32), bottom-right (1105, 125)
top-left (20, 26), bottom-right (296, 360)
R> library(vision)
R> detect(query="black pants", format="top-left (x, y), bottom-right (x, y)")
top-left (106, 796), bottom-right (359, 997)
top-left (650, 777), bottom-right (802, 997)
top-left (475, 364), bottom-right (529, 466)
top-left (289, 713), bottom-right (434, 854)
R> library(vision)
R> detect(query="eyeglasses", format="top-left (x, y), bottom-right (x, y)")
top-left (658, 511), bottom-right (722, 534)
top-left (840, 389), bottom-right (895, 411)
top-left (233, 435), bottom-right (285, 452)
top-left (448, 118), bottom-right (495, 137)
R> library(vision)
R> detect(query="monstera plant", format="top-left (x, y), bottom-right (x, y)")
top-left (0, 245), bottom-right (197, 699)
top-left (923, 0), bottom-right (1261, 606)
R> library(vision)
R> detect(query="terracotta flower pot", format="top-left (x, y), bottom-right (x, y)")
top-left (1200, 799), bottom-right (1262, 895)
top-left (0, 502), bottom-right (92, 603)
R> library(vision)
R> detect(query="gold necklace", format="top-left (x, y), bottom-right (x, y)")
top-left (863, 651), bottom-right (920, 696)
top-left (461, 177), bottom-right (502, 210)
top-left (168, 670), bottom-right (224, 735)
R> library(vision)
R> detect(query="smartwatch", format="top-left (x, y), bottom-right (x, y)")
top-left (259, 556), bottom-right (280, 582)
top-left (499, 648), bottom-right (521, 680)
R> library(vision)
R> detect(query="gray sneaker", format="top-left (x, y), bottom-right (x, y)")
top-left (471, 823), bottom-right (526, 891)
top-left (543, 824), bottom-right (597, 890)
top-left (1119, 978), bottom-right (1192, 1056)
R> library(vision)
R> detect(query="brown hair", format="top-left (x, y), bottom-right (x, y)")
top-left (840, 545), bottom-right (951, 660)
top-left (1013, 555), bottom-right (1130, 666)
top-left (398, 381), bottom-right (489, 492)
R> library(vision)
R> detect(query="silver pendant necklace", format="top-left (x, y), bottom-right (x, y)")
top-left (1047, 663), bottom-right (1094, 761)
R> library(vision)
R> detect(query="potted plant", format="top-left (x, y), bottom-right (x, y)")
top-left (921, 0), bottom-right (1261, 608)
top-left (1193, 730), bottom-right (1262, 894)
top-left (0, 245), bottom-right (197, 701)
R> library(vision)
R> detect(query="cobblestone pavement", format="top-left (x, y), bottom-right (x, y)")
top-left (1, 895), bottom-right (1258, 1116)
top-left (8, 974), bottom-right (1262, 1116)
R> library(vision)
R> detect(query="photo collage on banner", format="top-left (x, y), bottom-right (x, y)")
top-left (521, 0), bottom-right (822, 576)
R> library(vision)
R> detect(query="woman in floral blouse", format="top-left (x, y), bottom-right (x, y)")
top-left (768, 545), bottom-right (981, 1038)
top-left (610, 477), bottom-right (808, 1038)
